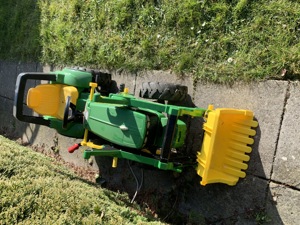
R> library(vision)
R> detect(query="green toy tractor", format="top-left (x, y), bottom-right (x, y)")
top-left (14, 67), bottom-right (258, 186)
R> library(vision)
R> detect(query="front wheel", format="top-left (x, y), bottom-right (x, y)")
top-left (139, 82), bottom-right (188, 102)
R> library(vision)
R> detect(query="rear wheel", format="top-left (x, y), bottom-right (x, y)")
top-left (68, 67), bottom-right (118, 95)
top-left (139, 82), bottom-right (188, 102)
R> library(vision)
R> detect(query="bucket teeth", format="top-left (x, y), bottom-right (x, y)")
top-left (232, 124), bottom-right (257, 136)
top-left (196, 108), bottom-right (258, 186)
top-left (227, 149), bottom-right (250, 162)
top-left (224, 157), bottom-right (248, 170)
top-left (223, 165), bottom-right (246, 178)
top-left (231, 133), bottom-right (254, 145)
top-left (235, 119), bottom-right (258, 128)
top-left (229, 142), bottom-right (252, 153)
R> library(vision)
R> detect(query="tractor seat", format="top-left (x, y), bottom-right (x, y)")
top-left (27, 84), bottom-right (79, 120)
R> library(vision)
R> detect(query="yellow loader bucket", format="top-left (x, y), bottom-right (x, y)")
top-left (196, 107), bottom-right (258, 186)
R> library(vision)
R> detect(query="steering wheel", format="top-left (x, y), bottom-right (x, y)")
top-left (63, 96), bottom-right (76, 129)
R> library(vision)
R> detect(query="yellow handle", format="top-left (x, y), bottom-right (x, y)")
top-left (81, 82), bottom-right (98, 145)
top-left (112, 157), bottom-right (118, 168)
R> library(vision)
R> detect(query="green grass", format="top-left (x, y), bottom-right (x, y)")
top-left (1, 0), bottom-right (300, 82)
top-left (0, 0), bottom-right (41, 61)
top-left (38, 0), bottom-right (300, 82)
top-left (0, 135), bottom-right (164, 224)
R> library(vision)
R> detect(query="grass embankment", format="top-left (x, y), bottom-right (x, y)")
top-left (0, 135), bottom-right (163, 225)
top-left (0, 0), bottom-right (41, 61)
top-left (39, 0), bottom-right (300, 82)
top-left (1, 0), bottom-right (300, 82)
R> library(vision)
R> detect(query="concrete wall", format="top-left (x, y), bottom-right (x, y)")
top-left (1, 60), bottom-right (299, 224)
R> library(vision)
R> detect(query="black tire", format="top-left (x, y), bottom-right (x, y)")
top-left (68, 67), bottom-right (118, 95)
top-left (139, 82), bottom-right (188, 102)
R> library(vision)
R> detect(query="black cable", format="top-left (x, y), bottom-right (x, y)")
top-left (127, 160), bottom-right (144, 203)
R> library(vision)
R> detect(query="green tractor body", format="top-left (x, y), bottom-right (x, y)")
top-left (84, 93), bottom-right (187, 150)
top-left (14, 68), bottom-right (258, 186)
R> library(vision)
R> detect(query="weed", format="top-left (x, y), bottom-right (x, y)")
top-left (255, 211), bottom-right (272, 225)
